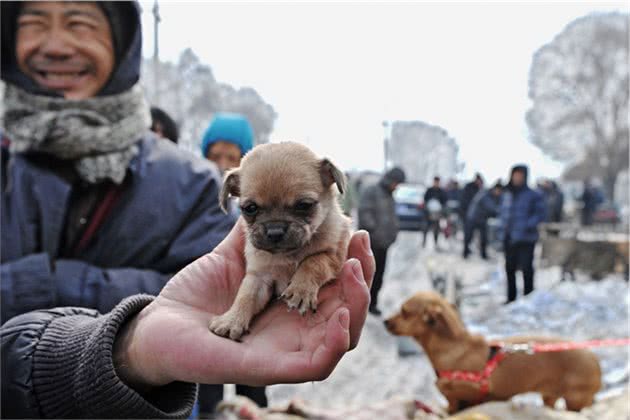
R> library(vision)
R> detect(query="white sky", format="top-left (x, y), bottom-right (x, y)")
top-left (140, 1), bottom-right (628, 184)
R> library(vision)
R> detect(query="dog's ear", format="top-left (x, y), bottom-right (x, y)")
top-left (220, 168), bottom-right (241, 213)
top-left (319, 158), bottom-right (346, 194)
top-left (423, 304), bottom-right (462, 338)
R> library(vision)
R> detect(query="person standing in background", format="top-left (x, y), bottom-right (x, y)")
top-left (358, 167), bottom-right (406, 316)
top-left (201, 113), bottom-right (253, 175)
top-left (422, 176), bottom-right (447, 248)
top-left (499, 165), bottom-right (546, 303)
top-left (580, 180), bottom-right (602, 226)
top-left (460, 173), bottom-right (484, 221)
top-left (463, 182), bottom-right (503, 259)
top-left (150, 106), bottom-right (179, 144)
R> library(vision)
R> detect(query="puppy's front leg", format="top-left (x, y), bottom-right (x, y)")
top-left (209, 273), bottom-right (273, 340)
top-left (281, 251), bottom-right (343, 315)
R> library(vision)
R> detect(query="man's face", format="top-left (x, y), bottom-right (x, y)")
top-left (433, 179), bottom-right (440, 188)
top-left (16, 2), bottom-right (114, 100)
top-left (511, 170), bottom-right (525, 187)
top-left (207, 141), bottom-right (242, 174)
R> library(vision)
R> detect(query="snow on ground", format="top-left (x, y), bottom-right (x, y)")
top-left (267, 230), bottom-right (629, 413)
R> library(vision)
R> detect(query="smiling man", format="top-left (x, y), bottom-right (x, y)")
top-left (15, 2), bottom-right (115, 99)
top-left (0, 1), bottom-right (234, 339)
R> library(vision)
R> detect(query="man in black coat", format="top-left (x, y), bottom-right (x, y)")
top-left (358, 167), bottom-right (406, 315)
top-left (463, 182), bottom-right (503, 259)
top-left (423, 176), bottom-right (447, 247)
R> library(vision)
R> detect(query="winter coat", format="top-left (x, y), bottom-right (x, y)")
top-left (1, 295), bottom-right (196, 418)
top-left (542, 187), bottom-right (564, 223)
top-left (424, 187), bottom-right (447, 206)
top-left (581, 186), bottom-right (603, 212)
top-left (499, 186), bottom-right (546, 244)
top-left (1, 136), bottom-right (235, 324)
top-left (358, 180), bottom-right (399, 249)
top-left (460, 181), bottom-right (480, 218)
top-left (466, 189), bottom-right (501, 225)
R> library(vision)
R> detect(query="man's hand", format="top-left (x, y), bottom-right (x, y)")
top-left (114, 220), bottom-right (374, 389)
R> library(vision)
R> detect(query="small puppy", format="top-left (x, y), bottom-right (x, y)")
top-left (209, 142), bottom-right (351, 340)
top-left (385, 291), bottom-right (601, 414)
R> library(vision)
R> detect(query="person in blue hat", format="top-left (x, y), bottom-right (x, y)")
top-left (201, 113), bottom-right (254, 174)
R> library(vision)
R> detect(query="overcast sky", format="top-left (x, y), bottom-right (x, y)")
top-left (140, 1), bottom-right (627, 184)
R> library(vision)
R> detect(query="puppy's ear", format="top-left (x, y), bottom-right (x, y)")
top-left (220, 169), bottom-right (241, 213)
top-left (320, 158), bottom-right (346, 194)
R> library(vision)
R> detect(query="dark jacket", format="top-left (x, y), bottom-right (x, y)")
top-left (358, 179), bottom-right (399, 249)
top-left (424, 187), bottom-right (447, 206)
top-left (460, 181), bottom-right (480, 218)
top-left (541, 183), bottom-right (564, 223)
top-left (499, 166), bottom-right (546, 244)
top-left (1, 295), bottom-right (196, 418)
top-left (1, 136), bottom-right (235, 324)
top-left (467, 189), bottom-right (501, 225)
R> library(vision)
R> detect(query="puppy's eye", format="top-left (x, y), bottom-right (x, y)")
top-left (294, 201), bottom-right (316, 213)
top-left (241, 203), bottom-right (259, 217)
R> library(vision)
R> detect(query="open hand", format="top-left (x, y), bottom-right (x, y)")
top-left (114, 219), bottom-right (375, 388)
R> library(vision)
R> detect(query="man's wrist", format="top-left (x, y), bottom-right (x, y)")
top-left (113, 310), bottom-right (160, 393)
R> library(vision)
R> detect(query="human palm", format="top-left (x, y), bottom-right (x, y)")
top-left (118, 220), bottom-right (374, 388)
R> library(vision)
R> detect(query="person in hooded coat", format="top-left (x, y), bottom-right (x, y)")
top-left (499, 165), bottom-right (546, 303)
top-left (358, 167), bottom-right (406, 315)
top-left (0, 1), bottom-right (235, 325)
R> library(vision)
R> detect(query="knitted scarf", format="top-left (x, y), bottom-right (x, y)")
top-left (1, 83), bottom-right (151, 184)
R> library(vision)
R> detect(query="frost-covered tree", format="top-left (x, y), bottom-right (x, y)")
top-left (526, 12), bottom-right (629, 201)
top-left (141, 48), bottom-right (277, 154)
top-left (387, 121), bottom-right (461, 185)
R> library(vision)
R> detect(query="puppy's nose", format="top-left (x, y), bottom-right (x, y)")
top-left (383, 319), bottom-right (391, 329)
top-left (265, 222), bottom-right (288, 243)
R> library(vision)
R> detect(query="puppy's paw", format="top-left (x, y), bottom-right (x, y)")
top-left (281, 281), bottom-right (318, 315)
top-left (209, 312), bottom-right (249, 341)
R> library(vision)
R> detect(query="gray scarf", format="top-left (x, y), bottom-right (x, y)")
top-left (1, 83), bottom-right (151, 184)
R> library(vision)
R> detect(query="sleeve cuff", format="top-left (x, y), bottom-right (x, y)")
top-left (2, 253), bottom-right (56, 323)
top-left (32, 294), bottom-right (197, 418)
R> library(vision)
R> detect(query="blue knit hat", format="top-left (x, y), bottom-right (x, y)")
top-left (201, 113), bottom-right (254, 157)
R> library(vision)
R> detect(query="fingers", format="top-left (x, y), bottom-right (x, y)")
top-left (275, 307), bottom-right (350, 384)
top-left (339, 258), bottom-right (370, 349)
top-left (347, 230), bottom-right (375, 289)
top-left (311, 307), bottom-right (350, 377)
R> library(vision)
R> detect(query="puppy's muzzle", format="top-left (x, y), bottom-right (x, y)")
top-left (264, 222), bottom-right (289, 244)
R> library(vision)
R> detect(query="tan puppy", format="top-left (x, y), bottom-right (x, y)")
top-left (209, 142), bottom-right (351, 340)
top-left (385, 291), bottom-right (601, 414)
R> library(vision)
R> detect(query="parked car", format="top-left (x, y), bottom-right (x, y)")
top-left (394, 183), bottom-right (427, 231)
top-left (593, 201), bottom-right (621, 225)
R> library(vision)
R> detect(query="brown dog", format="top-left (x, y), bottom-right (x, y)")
top-left (385, 291), bottom-right (601, 413)
top-left (209, 142), bottom-right (351, 340)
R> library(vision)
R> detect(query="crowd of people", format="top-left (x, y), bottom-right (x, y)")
top-left (352, 163), bottom-right (610, 314)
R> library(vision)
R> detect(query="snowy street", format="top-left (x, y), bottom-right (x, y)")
top-left (267, 230), bottom-right (629, 413)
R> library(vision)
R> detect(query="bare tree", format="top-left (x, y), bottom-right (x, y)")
top-left (526, 12), bottom-right (629, 201)
top-left (141, 48), bottom-right (277, 154)
top-left (387, 120), bottom-right (461, 185)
